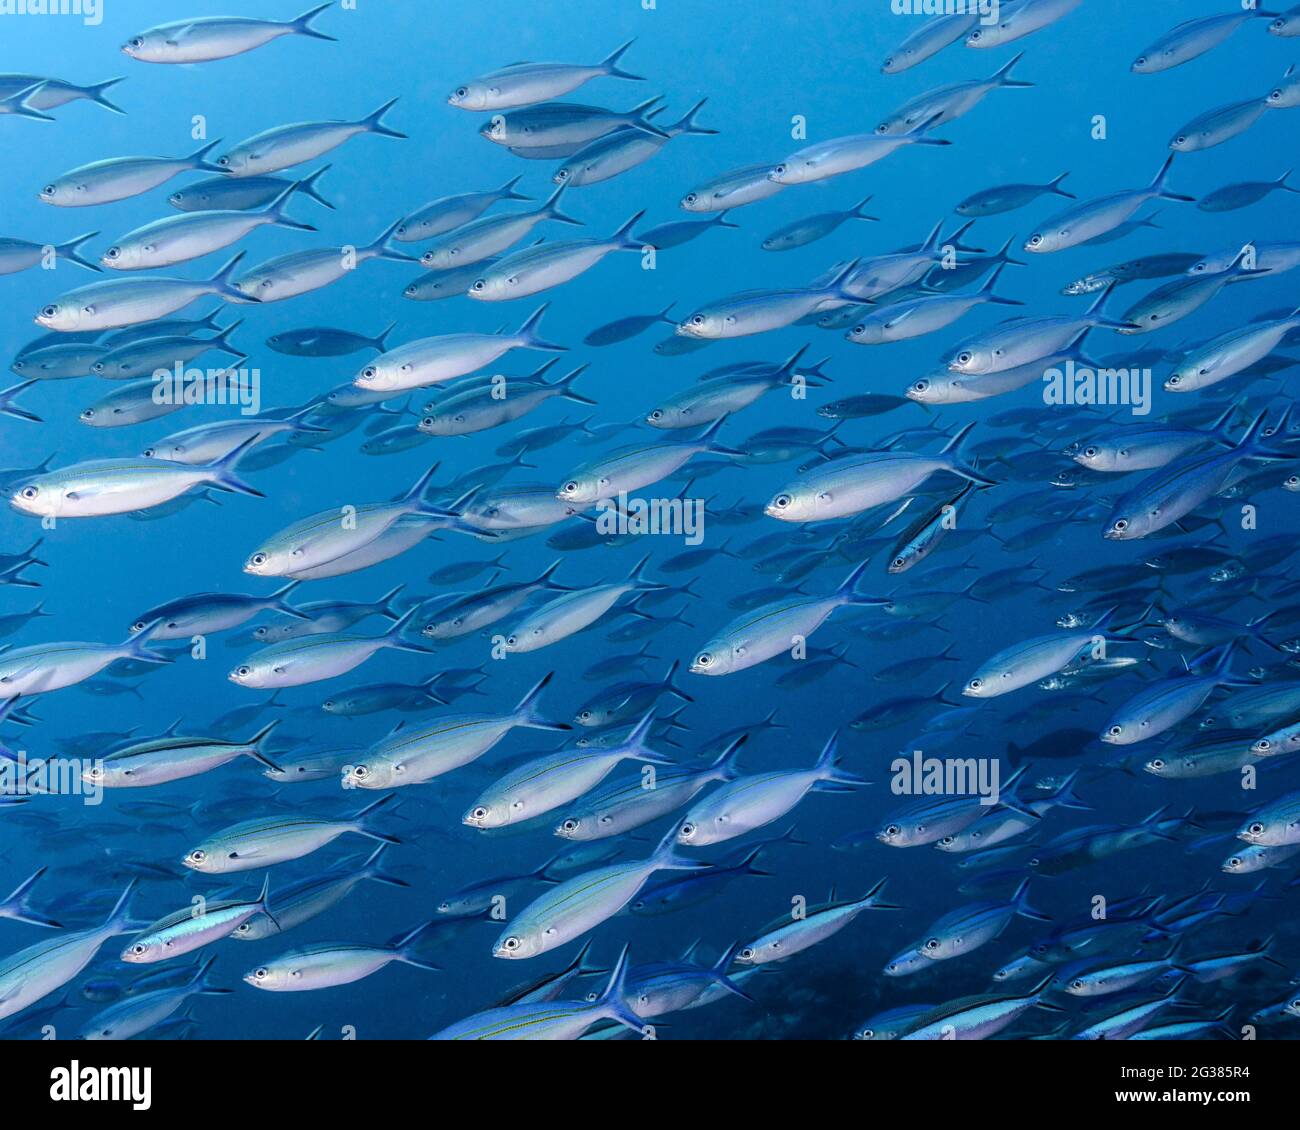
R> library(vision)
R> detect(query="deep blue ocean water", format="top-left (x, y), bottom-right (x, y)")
top-left (0, 0), bottom-right (1298, 1041)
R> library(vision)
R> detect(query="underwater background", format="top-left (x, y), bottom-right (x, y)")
top-left (0, 0), bottom-right (1299, 1040)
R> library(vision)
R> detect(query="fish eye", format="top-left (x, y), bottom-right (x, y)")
top-left (19, 486), bottom-right (38, 499)
top-left (885, 824), bottom-right (901, 837)
top-left (892, 557), bottom-right (905, 569)
top-left (456, 87), bottom-right (468, 98)
top-left (217, 156), bottom-right (230, 167)
top-left (129, 37), bottom-right (143, 48)
top-left (361, 366), bottom-right (377, 379)
top-left (563, 481), bottom-right (578, 493)
top-left (1257, 740), bottom-right (1271, 752)
top-left (471, 806), bottom-right (488, 820)
top-left (142, 448), bottom-right (155, 458)
top-left (1113, 520), bottom-right (1128, 532)
top-left (912, 380), bottom-right (929, 393)
top-left (772, 494), bottom-right (791, 509)
top-left (969, 29), bottom-right (982, 40)
top-left (684, 193), bottom-right (697, 204)
top-left (774, 165), bottom-right (786, 175)
top-left (41, 185), bottom-right (55, 196)
top-left (561, 819), bottom-right (578, 833)
top-left (679, 821), bottom-right (696, 838)
top-left (1135, 57), bottom-right (1146, 66)
top-left (1226, 856), bottom-right (1242, 869)
top-left (40, 305), bottom-right (57, 318)
top-left (1176, 135), bottom-right (1187, 145)
top-left (924, 938), bottom-right (940, 951)
top-left (1249, 822), bottom-right (1265, 836)
top-left (1028, 235), bottom-right (1042, 247)
top-left (939, 836), bottom-right (954, 846)
top-left (502, 936), bottom-right (521, 951)
top-left (691, 315), bottom-right (705, 326)
top-left (695, 653), bottom-right (713, 667)
top-left (957, 352), bottom-right (972, 364)
top-left (130, 943), bottom-right (146, 956)
top-left (1107, 725), bottom-right (1122, 737)
top-left (190, 849), bottom-right (206, 863)
top-left (1083, 447), bottom-right (1097, 458)
top-left (506, 635), bottom-right (517, 647)
top-left (249, 553), bottom-right (268, 566)
top-left (253, 967), bottom-right (268, 980)
top-left (472, 280), bottom-right (485, 291)
top-left (105, 247), bottom-right (120, 259)
top-left (236, 666), bottom-right (251, 678)
top-left (739, 947), bottom-right (755, 961)
top-left (968, 678), bottom-right (982, 690)
top-left (353, 765), bottom-right (369, 779)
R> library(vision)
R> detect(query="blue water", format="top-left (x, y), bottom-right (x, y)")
top-left (0, 0), bottom-right (1298, 1040)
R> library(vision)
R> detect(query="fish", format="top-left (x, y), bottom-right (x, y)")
top-left (342, 671), bottom-right (571, 789)
top-left (243, 921), bottom-right (442, 991)
top-left (431, 945), bottom-right (643, 1039)
top-left (122, 876), bottom-right (277, 962)
top-left (676, 731), bottom-right (865, 847)
top-left (394, 177), bottom-right (531, 242)
top-left (354, 304), bottom-right (566, 395)
top-left (1024, 156), bottom-right (1195, 254)
top-left (182, 794), bottom-right (399, 874)
top-left (0, 882), bottom-right (138, 1023)
top-left (122, 5), bottom-right (337, 64)
top-left (41, 141), bottom-right (226, 207)
top-left (217, 99), bottom-right (406, 177)
top-left (448, 41), bottom-right (644, 111)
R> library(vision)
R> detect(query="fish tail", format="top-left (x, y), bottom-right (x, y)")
top-left (122, 619), bottom-right (174, 665)
top-left (361, 97), bottom-right (407, 139)
top-left (630, 95), bottom-right (673, 139)
top-left (188, 137), bottom-right (226, 173)
top-left (352, 792), bottom-right (402, 842)
top-left (515, 302), bottom-right (567, 352)
top-left (1049, 171), bottom-right (1076, 199)
top-left (367, 218), bottom-right (418, 262)
top-left (362, 842), bottom-right (409, 888)
top-left (992, 51), bottom-right (1034, 88)
top-left (598, 945), bottom-right (646, 1033)
top-left (54, 231), bottom-right (102, 273)
top-left (601, 38), bottom-right (644, 81)
top-left (84, 76), bottom-right (127, 115)
top-left (372, 583), bottom-right (406, 621)
top-left (266, 183), bottom-right (316, 232)
top-left (102, 879), bottom-right (138, 934)
top-left (1013, 877), bottom-right (1052, 922)
top-left (204, 434), bottom-right (265, 499)
top-left (295, 165), bottom-right (336, 210)
top-left (542, 183), bottom-right (584, 226)
top-left (555, 364), bottom-right (597, 406)
top-left (710, 734), bottom-right (748, 780)
top-left (672, 98), bottom-right (718, 136)
top-left (291, 2), bottom-right (337, 41)
top-left (514, 670), bottom-right (570, 731)
top-left (1151, 152), bottom-right (1196, 203)
top-left (497, 173), bottom-right (533, 202)
top-left (394, 920), bottom-right (442, 970)
top-left (613, 209), bottom-right (647, 249)
top-left (208, 251), bottom-right (253, 303)
top-left (0, 866), bottom-right (61, 929)
top-left (372, 321), bottom-right (397, 353)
